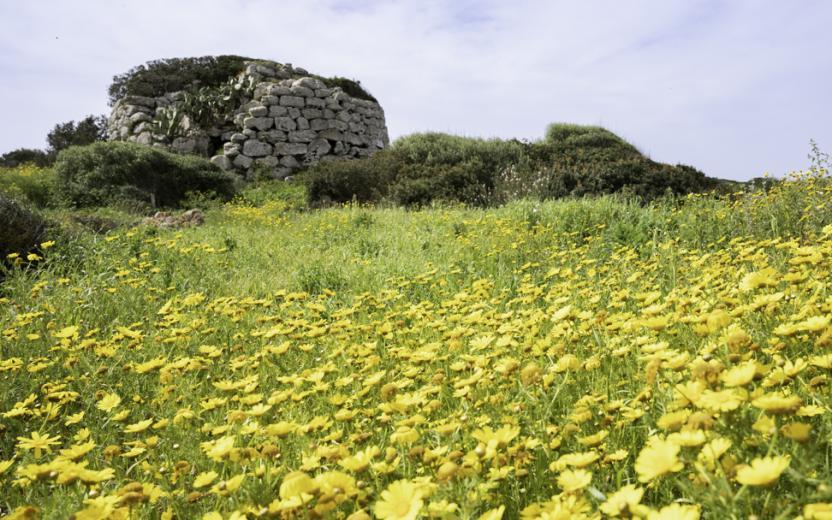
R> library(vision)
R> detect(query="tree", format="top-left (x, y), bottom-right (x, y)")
top-left (0, 148), bottom-right (50, 167)
top-left (46, 115), bottom-right (107, 157)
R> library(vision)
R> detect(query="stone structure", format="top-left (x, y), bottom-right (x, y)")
top-left (107, 60), bottom-right (389, 178)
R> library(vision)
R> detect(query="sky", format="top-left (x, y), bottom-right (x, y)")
top-left (1, 0), bottom-right (831, 181)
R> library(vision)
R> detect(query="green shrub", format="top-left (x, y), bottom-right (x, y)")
top-left (0, 193), bottom-right (48, 261)
top-left (303, 151), bottom-right (399, 206)
top-left (108, 56), bottom-right (252, 105)
top-left (303, 125), bottom-right (722, 208)
top-left (0, 148), bottom-right (50, 168)
top-left (0, 164), bottom-right (58, 208)
top-left (54, 142), bottom-right (239, 209)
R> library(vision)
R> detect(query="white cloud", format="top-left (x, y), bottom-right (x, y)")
top-left (1, 0), bottom-right (830, 179)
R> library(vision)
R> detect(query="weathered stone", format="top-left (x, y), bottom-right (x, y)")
top-left (243, 139), bottom-right (273, 157)
top-left (230, 133), bottom-right (248, 143)
top-left (269, 105), bottom-right (288, 117)
top-left (279, 95), bottom-right (305, 107)
top-left (223, 142), bottom-right (241, 157)
top-left (242, 129), bottom-right (257, 138)
top-left (318, 129), bottom-right (344, 141)
top-left (288, 107), bottom-right (301, 119)
top-left (302, 108), bottom-right (323, 119)
top-left (233, 154), bottom-right (253, 169)
top-left (171, 137), bottom-right (197, 154)
top-left (333, 120), bottom-right (349, 132)
top-left (128, 112), bottom-right (152, 126)
top-left (310, 118), bottom-right (330, 131)
top-left (280, 155), bottom-right (300, 168)
top-left (274, 142), bottom-right (308, 155)
top-left (323, 109), bottom-right (336, 119)
top-left (343, 132), bottom-right (364, 145)
top-left (268, 85), bottom-right (292, 96)
top-left (211, 155), bottom-right (233, 170)
top-left (274, 117), bottom-right (297, 132)
top-left (244, 117), bottom-right (273, 131)
top-left (314, 88), bottom-right (332, 97)
top-left (296, 117), bottom-right (310, 130)
top-left (136, 131), bottom-right (153, 145)
top-left (308, 138), bottom-right (331, 157)
top-left (305, 97), bottom-right (326, 108)
top-left (258, 130), bottom-right (287, 143)
top-left (336, 111), bottom-right (352, 122)
top-left (294, 77), bottom-right (326, 90)
top-left (349, 122), bottom-right (364, 133)
top-left (260, 95), bottom-right (280, 106)
top-left (249, 105), bottom-right (268, 117)
top-left (290, 85), bottom-right (315, 97)
top-left (332, 141), bottom-right (348, 155)
top-left (288, 130), bottom-right (317, 143)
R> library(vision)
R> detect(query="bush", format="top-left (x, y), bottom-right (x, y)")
top-left (54, 142), bottom-right (239, 209)
top-left (0, 193), bottom-right (48, 261)
top-left (0, 164), bottom-right (58, 208)
top-left (47, 115), bottom-right (107, 157)
top-left (303, 151), bottom-right (400, 206)
top-left (108, 56), bottom-right (252, 105)
top-left (303, 125), bottom-right (723, 208)
top-left (0, 148), bottom-right (50, 168)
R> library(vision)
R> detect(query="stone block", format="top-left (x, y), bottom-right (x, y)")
top-left (244, 117), bottom-right (273, 131)
top-left (290, 85), bottom-right (315, 97)
top-left (211, 155), bottom-right (233, 170)
top-left (296, 117), bottom-right (310, 130)
top-left (243, 139), bottom-right (273, 157)
top-left (269, 105), bottom-right (288, 117)
top-left (305, 97), bottom-right (326, 108)
top-left (279, 95), bottom-right (305, 107)
top-left (274, 142), bottom-right (308, 155)
top-left (233, 154), bottom-right (253, 169)
top-left (274, 117), bottom-right (297, 131)
top-left (302, 108), bottom-right (323, 119)
top-left (288, 130), bottom-right (317, 143)
top-left (249, 105), bottom-right (268, 117)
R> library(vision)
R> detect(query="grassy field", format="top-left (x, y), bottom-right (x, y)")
top-left (2, 171), bottom-right (832, 519)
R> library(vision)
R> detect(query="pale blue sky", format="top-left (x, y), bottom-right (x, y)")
top-left (1, 0), bottom-right (830, 180)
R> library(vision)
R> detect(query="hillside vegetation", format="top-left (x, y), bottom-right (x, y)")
top-left (303, 124), bottom-right (725, 207)
top-left (1, 152), bottom-right (831, 518)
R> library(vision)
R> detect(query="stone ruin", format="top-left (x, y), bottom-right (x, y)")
top-left (107, 60), bottom-right (389, 179)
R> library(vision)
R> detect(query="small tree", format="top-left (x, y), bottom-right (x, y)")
top-left (0, 148), bottom-right (50, 167)
top-left (47, 115), bottom-right (107, 158)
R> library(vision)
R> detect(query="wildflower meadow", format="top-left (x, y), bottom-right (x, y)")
top-left (2, 169), bottom-right (832, 519)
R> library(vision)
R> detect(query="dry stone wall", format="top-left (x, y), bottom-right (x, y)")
top-left (107, 61), bottom-right (389, 178)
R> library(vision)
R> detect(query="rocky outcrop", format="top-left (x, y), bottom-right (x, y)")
top-left (107, 60), bottom-right (389, 179)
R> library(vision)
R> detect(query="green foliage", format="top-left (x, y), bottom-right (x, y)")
top-left (316, 76), bottom-right (377, 102)
top-left (304, 151), bottom-right (398, 206)
top-left (53, 142), bottom-right (239, 210)
top-left (0, 193), bottom-right (48, 261)
top-left (46, 115), bottom-right (107, 158)
top-left (0, 148), bottom-right (51, 168)
top-left (302, 126), bottom-right (720, 207)
top-left (108, 55), bottom-right (252, 105)
top-left (0, 164), bottom-right (58, 208)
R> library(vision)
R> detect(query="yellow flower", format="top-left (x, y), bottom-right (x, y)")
top-left (96, 392), bottom-right (121, 412)
top-left (804, 503), bottom-right (832, 520)
top-left (635, 437), bottom-right (683, 483)
top-left (123, 418), bottom-right (153, 434)
top-left (600, 484), bottom-right (644, 517)
top-left (374, 479), bottom-right (424, 520)
top-left (193, 471), bottom-right (218, 489)
top-left (720, 361), bottom-right (757, 387)
top-left (735, 455), bottom-right (790, 486)
top-left (751, 393), bottom-right (801, 414)
top-left (557, 469), bottom-right (592, 493)
top-left (478, 505), bottom-right (505, 520)
top-left (647, 503), bottom-right (700, 520)
top-left (16, 431), bottom-right (61, 459)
